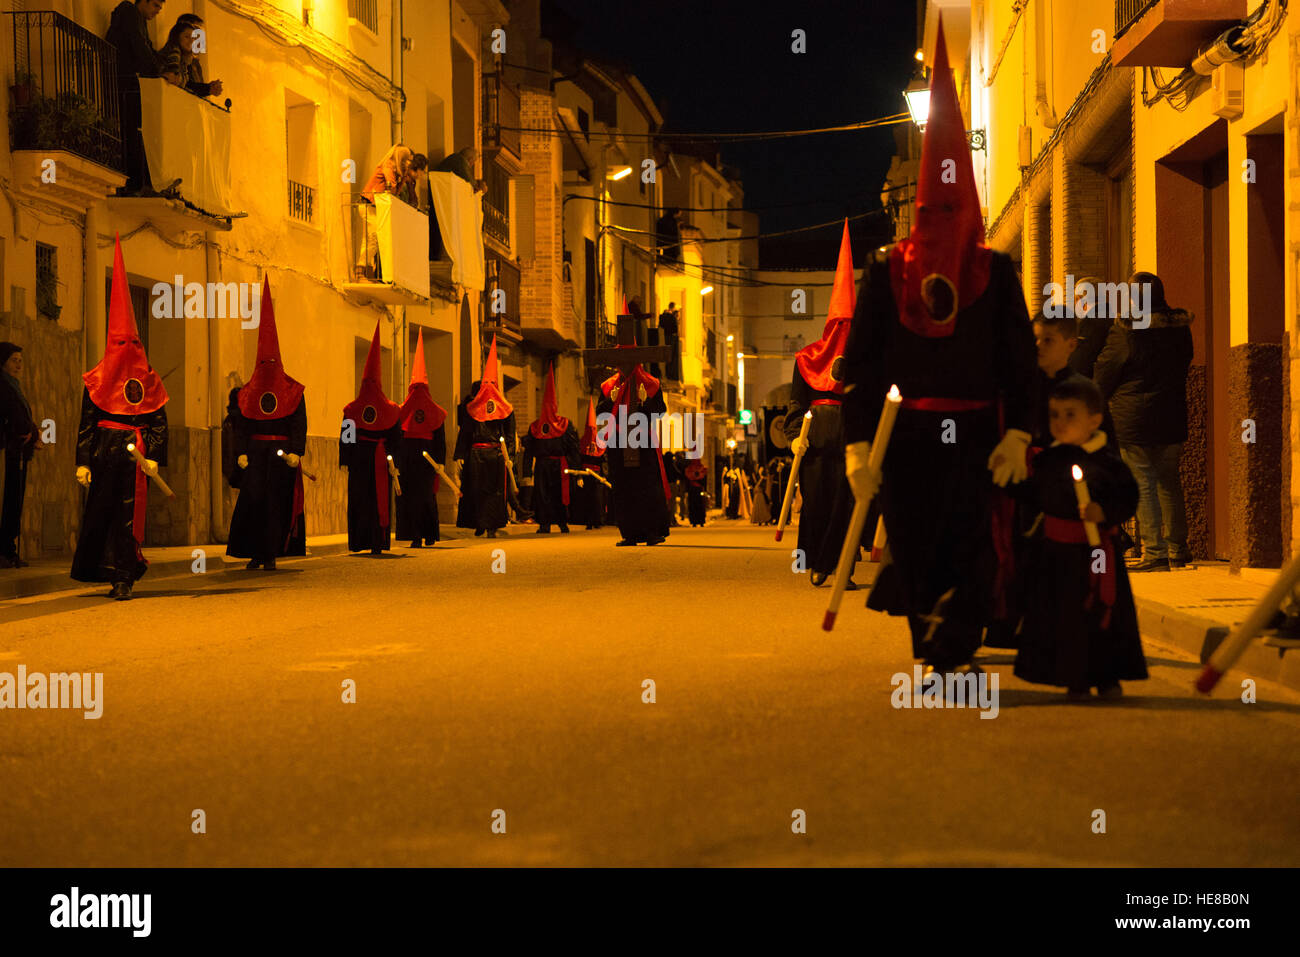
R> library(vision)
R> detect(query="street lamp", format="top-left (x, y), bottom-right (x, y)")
top-left (609, 166), bottom-right (633, 181)
top-left (903, 77), bottom-right (931, 129)
top-left (700, 286), bottom-right (714, 296)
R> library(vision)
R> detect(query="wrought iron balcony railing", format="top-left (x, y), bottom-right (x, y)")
top-left (1115, 0), bottom-right (1159, 38)
top-left (485, 255), bottom-right (521, 335)
top-left (7, 10), bottom-right (123, 173)
top-left (288, 179), bottom-right (314, 223)
top-left (482, 72), bottom-right (520, 158)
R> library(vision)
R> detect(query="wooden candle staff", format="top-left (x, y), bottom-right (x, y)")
top-left (387, 454), bottom-right (402, 497)
top-left (823, 385), bottom-right (902, 632)
top-left (277, 449), bottom-right (317, 481)
top-left (775, 411), bottom-right (812, 542)
top-left (125, 442), bottom-right (175, 498)
top-left (423, 451), bottom-right (462, 497)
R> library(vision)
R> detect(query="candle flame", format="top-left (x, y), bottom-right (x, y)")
top-left (277, 449), bottom-right (284, 456)
top-left (803, 411), bottom-right (812, 419)
top-left (387, 454), bottom-right (394, 461)
top-left (126, 443), bottom-right (135, 452)
top-left (887, 384), bottom-right (901, 401)
top-left (1071, 465), bottom-right (1083, 481)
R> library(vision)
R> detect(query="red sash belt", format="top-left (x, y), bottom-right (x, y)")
top-left (811, 398), bottom-right (842, 407)
top-left (901, 397), bottom-right (994, 412)
top-left (546, 455), bottom-right (571, 506)
top-left (1043, 515), bottom-right (1118, 628)
top-left (97, 420), bottom-right (147, 544)
top-left (472, 442), bottom-right (496, 449)
top-left (250, 433), bottom-right (289, 441)
top-left (358, 436), bottom-right (391, 527)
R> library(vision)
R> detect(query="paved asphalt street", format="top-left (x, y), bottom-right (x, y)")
top-left (2, 519), bottom-right (1298, 867)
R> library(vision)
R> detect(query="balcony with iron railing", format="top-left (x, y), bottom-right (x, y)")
top-left (1112, 0), bottom-right (1247, 67)
top-left (482, 72), bottom-right (521, 159)
top-left (484, 254), bottom-right (522, 340)
top-left (483, 161), bottom-right (510, 247)
top-left (6, 10), bottom-right (128, 210)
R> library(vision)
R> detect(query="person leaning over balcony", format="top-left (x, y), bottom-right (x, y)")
top-left (0, 343), bottom-right (39, 569)
top-left (433, 147), bottom-right (487, 194)
top-left (1093, 271), bottom-right (1194, 572)
top-left (356, 145), bottom-right (428, 280)
top-left (160, 14), bottom-right (224, 99)
top-left (106, 0), bottom-right (168, 195)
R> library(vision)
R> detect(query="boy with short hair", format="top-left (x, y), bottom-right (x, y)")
top-left (1010, 377), bottom-right (1148, 699)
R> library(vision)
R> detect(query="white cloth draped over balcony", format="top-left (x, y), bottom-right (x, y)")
top-left (138, 78), bottom-right (236, 217)
top-left (373, 193), bottom-right (430, 299)
top-left (427, 171), bottom-right (485, 291)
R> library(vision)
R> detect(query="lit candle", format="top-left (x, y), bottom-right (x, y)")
top-left (866, 384), bottom-right (903, 473)
top-left (387, 454), bottom-right (402, 496)
top-left (1071, 464), bottom-right (1101, 546)
top-left (126, 442), bottom-right (175, 497)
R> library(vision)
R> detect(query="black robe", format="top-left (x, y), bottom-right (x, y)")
top-left (395, 426), bottom-right (447, 543)
top-left (843, 249), bottom-right (1038, 669)
top-left (226, 395), bottom-right (307, 561)
top-left (522, 424), bottom-right (579, 530)
top-left (595, 389), bottom-right (671, 544)
top-left (685, 465), bottom-right (708, 527)
top-left (70, 388), bottom-right (168, 584)
top-left (340, 420), bottom-right (402, 552)
top-left (571, 452), bottom-right (608, 528)
top-left (453, 412), bottom-right (516, 532)
top-left (784, 370), bottom-right (864, 576)
top-left (1009, 440), bottom-right (1148, 688)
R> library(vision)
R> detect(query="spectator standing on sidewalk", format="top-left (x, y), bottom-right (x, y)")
top-left (1093, 272), bottom-right (1193, 571)
top-left (1068, 276), bottom-right (1109, 379)
top-left (0, 342), bottom-right (39, 568)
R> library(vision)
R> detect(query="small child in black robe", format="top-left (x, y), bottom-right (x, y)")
top-left (1011, 377), bottom-right (1148, 699)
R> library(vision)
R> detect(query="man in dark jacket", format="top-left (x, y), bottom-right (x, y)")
top-left (1093, 272), bottom-right (1193, 571)
top-left (1068, 275), bottom-right (1110, 379)
top-left (106, 0), bottom-right (167, 195)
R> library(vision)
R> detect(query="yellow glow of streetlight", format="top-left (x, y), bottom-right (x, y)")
top-left (726, 334), bottom-right (733, 342)
top-left (609, 166), bottom-right (633, 181)
top-left (700, 285), bottom-right (714, 295)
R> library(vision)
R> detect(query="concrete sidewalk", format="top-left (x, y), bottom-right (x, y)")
top-left (1128, 562), bottom-right (1300, 692)
top-left (0, 526), bottom-right (490, 601)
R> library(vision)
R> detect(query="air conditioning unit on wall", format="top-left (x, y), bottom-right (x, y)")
top-left (1211, 62), bottom-right (1244, 119)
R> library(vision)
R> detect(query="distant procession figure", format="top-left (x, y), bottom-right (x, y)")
top-left (571, 397), bottom-right (608, 530)
top-left (395, 328), bottom-right (448, 548)
top-left (684, 459), bottom-right (708, 527)
top-left (70, 236), bottom-right (169, 600)
top-left (225, 278), bottom-right (307, 570)
top-left (786, 220), bottom-right (863, 588)
top-left (340, 321), bottom-right (403, 554)
top-left (522, 362), bottom-right (579, 534)
top-left (453, 335), bottom-right (516, 538)
top-left (595, 363), bottom-right (671, 547)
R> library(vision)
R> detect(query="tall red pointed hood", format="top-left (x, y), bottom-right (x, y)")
top-left (529, 362), bottom-right (570, 439)
top-left (890, 17), bottom-right (991, 338)
top-left (579, 396), bottom-right (604, 457)
top-left (343, 320), bottom-right (401, 431)
top-left (238, 276), bottom-right (304, 420)
top-left (83, 235), bottom-right (168, 414)
top-left (795, 219), bottom-right (856, 393)
top-left (400, 328), bottom-right (447, 438)
top-left (466, 335), bottom-right (513, 422)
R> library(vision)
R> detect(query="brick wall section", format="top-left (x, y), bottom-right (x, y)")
top-left (1062, 161), bottom-right (1107, 282)
top-left (518, 87), bottom-right (561, 337)
top-left (1024, 201), bottom-right (1051, 311)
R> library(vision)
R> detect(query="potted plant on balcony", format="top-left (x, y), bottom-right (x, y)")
top-left (11, 89), bottom-right (101, 158)
top-left (9, 72), bottom-right (36, 108)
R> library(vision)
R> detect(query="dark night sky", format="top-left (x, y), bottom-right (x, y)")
top-left (545, 0), bottom-right (919, 262)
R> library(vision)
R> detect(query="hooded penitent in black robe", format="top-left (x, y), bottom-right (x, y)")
top-left (453, 408), bottom-right (515, 533)
top-left (226, 277), bottom-right (307, 564)
top-left (341, 321), bottom-right (403, 553)
top-left (595, 368), bottom-right (671, 545)
top-left (1008, 436), bottom-right (1148, 689)
top-left (843, 249), bottom-right (1037, 669)
top-left (395, 427), bottom-right (446, 544)
top-left (572, 399), bottom-right (608, 530)
top-left (454, 391), bottom-right (477, 530)
top-left (522, 424), bottom-right (579, 532)
top-left (226, 397), bottom-right (307, 561)
top-left (70, 390), bottom-right (168, 584)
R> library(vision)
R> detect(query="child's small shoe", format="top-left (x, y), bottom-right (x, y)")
top-left (1096, 682), bottom-right (1123, 700)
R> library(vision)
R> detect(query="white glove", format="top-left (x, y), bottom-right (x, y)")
top-left (237, 454), bottom-right (249, 469)
top-left (790, 435), bottom-right (809, 457)
top-left (987, 429), bottom-right (1032, 487)
top-left (283, 452), bottom-right (300, 468)
top-left (75, 465), bottom-right (92, 487)
top-left (143, 458), bottom-right (159, 477)
top-left (844, 441), bottom-right (882, 503)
